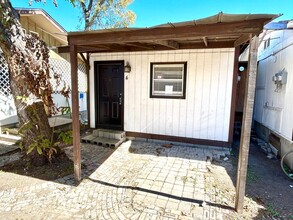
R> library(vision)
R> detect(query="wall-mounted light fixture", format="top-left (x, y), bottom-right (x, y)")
top-left (124, 62), bottom-right (131, 73)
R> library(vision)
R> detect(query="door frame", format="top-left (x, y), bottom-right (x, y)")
top-left (94, 60), bottom-right (124, 130)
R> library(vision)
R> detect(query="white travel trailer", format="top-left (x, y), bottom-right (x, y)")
top-left (254, 20), bottom-right (293, 169)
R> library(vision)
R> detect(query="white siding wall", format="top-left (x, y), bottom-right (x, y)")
top-left (255, 29), bottom-right (293, 141)
top-left (90, 48), bottom-right (235, 142)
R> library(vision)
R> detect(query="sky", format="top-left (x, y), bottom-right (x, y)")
top-left (10, 0), bottom-right (293, 32)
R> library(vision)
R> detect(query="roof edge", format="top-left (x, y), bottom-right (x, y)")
top-left (15, 7), bottom-right (67, 33)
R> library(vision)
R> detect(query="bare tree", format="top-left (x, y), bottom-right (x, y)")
top-left (78, 0), bottom-right (136, 30)
top-left (0, 0), bottom-right (69, 165)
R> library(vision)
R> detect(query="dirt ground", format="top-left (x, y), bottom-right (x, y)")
top-left (210, 136), bottom-right (293, 219)
top-left (244, 142), bottom-right (293, 219)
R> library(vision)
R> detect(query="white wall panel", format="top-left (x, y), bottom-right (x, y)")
top-left (90, 48), bottom-right (235, 142)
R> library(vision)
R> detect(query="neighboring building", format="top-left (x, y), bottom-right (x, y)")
top-left (254, 20), bottom-right (293, 169)
top-left (0, 8), bottom-right (88, 128)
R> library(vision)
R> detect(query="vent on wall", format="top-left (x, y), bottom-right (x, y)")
top-left (272, 68), bottom-right (288, 85)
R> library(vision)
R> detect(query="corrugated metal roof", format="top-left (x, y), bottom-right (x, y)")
top-left (148, 13), bottom-right (279, 28)
top-left (67, 12), bottom-right (279, 36)
top-left (58, 12), bottom-right (279, 54)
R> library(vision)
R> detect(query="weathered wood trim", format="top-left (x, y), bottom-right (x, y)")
top-left (154, 40), bottom-right (179, 49)
top-left (228, 47), bottom-right (240, 144)
top-left (124, 42), bottom-right (154, 50)
top-left (235, 35), bottom-right (259, 213)
top-left (70, 44), bottom-right (81, 182)
top-left (79, 52), bottom-right (87, 63)
top-left (68, 19), bottom-right (266, 46)
top-left (234, 34), bottom-right (250, 47)
top-left (203, 37), bottom-right (208, 47)
top-left (59, 41), bottom-right (235, 54)
top-left (179, 41), bottom-right (234, 49)
top-left (126, 131), bottom-right (231, 147)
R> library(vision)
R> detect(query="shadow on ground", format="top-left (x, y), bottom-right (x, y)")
top-left (0, 142), bottom-right (115, 187)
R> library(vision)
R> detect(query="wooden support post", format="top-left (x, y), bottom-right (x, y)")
top-left (70, 44), bottom-right (81, 182)
top-left (235, 35), bottom-right (259, 213)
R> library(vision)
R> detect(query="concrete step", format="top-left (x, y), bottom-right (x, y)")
top-left (92, 137), bottom-right (126, 148)
top-left (0, 134), bottom-right (21, 145)
top-left (81, 134), bottom-right (97, 143)
top-left (81, 129), bottom-right (126, 148)
top-left (81, 135), bottom-right (125, 148)
top-left (92, 129), bottom-right (125, 140)
top-left (49, 117), bottom-right (72, 131)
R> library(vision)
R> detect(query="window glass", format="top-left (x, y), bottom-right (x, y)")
top-left (150, 62), bottom-right (186, 98)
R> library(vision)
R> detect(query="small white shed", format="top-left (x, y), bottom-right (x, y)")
top-left (61, 13), bottom-right (276, 212)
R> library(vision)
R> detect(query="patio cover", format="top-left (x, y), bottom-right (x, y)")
top-left (58, 12), bottom-right (278, 54)
top-left (60, 12), bottom-right (278, 214)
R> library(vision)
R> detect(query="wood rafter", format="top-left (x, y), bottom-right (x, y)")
top-left (234, 34), bottom-right (251, 47)
top-left (203, 37), bottom-right (208, 47)
top-left (123, 42), bottom-right (155, 50)
top-left (179, 41), bottom-right (234, 49)
top-left (154, 40), bottom-right (179, 49)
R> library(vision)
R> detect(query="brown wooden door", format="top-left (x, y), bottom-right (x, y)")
top-left (95, 61), bottom-right (124, 130)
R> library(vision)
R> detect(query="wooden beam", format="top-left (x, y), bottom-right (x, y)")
top-left (234, 34), bottom-right (250, 47)
top-left (70, 44), bottom-right (81, 182)
top-left (68, 19), bottom-right (265, 46)
top-left (180, 41), bottom-right (234, 49)
top-left (79, 52), bottom-right (87, 63)
top-left (59, 40), bottom-right (235, 54)
top-left (59, 45), bottom-right (107, 53)
top-left (203, 37), bottom-right (208, 47)
top-left (123, 42), bottom-right (155, 50)
top-left (58, 46), bottom-right (70, 53)
top-left (235, 35), bottom-right (259, 213)
top-left (155, 40), bottom-right (179, 49)
top-left (228, 46), bottom-right (240, 144)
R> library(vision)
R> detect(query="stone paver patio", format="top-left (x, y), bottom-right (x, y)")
top-left (0, 140), bottom-right (239, 219)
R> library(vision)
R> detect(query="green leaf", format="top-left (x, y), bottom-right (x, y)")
top-left (19, 142), bottom-right (23, 150)
top-left (27, 144), bottom-right (36, 154)
top-left (37, 146), bottom-right (43, 155)
top-left (53, 141), bottom-right (61, 146)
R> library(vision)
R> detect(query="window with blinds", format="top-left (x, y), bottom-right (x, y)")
top-left (150, 62), bottom-right (187, 99)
